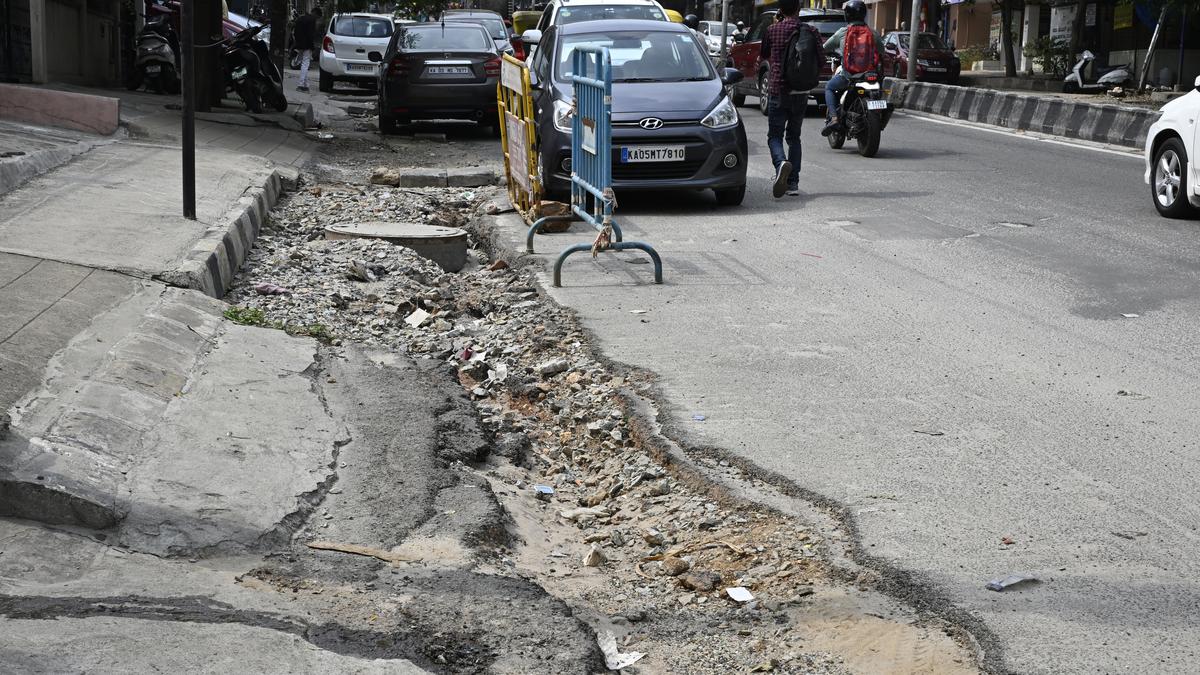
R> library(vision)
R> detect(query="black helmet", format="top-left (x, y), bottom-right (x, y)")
top-left (843, 0), bottom-right (867, 22)
top-left (683, 13), bottom-right (699, 29)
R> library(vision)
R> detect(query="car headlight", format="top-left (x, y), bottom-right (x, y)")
top-left (553, 99), bottom-right (573, 133)
top-left (917, 59), bottom-right (931, 66)
top-left (701, 96), bottom-right (738, 129)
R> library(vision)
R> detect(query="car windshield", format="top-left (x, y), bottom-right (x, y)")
top-left (899, 33), bottom-right (949, 50)
top-left (557, 5), bottom-right (667, 24)
top-left (444, 16), bottom-right (508, 40)
top-left (332, 16), bottom-right (394, 38)
top-left (702, 22), bottom-right (735, 36)
top-left (803, 19), bottom-right (847, 37)
top-left (397, 25), bottom-right (491, 50)
top-left (556, 31), bottom-right (713, 83)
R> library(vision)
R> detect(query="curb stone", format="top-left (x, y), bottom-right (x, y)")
top-left (157, 166), bottom-right (298, 298)
top-left (886, 78), bottom-right (1158, 151)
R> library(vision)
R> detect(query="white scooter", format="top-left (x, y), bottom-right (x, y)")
top-left (1063, 50), bottom-right (1132, 93)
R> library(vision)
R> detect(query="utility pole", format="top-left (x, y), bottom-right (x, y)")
top-left (269, 0), bottom-right (288, 72)
top-left (906, 0), bottom-right (920, 81)
top-left (182, 0), bottom-right (196, 219)
top-left (719, 0), bottom-right (730, 67)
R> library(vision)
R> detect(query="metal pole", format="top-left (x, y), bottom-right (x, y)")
top-left (1177, 9), bottom-right (1186, 91)
top-left (2, 0), bottom-right (16, 82)
top-left (719, 0), bottom-right (730, 67)
top-left (181, 0), bottom-right (196, 220)
top-left (907, 0), bottom-right (920, 81)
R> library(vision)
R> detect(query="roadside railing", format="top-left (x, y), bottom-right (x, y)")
top-left (525, 46), bottom-right (663, 287)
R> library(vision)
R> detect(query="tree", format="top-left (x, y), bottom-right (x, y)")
top-left (998, 0), bottom-right (1018, 77)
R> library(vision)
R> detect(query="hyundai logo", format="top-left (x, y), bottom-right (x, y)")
top-left (638, 117), bottom-right (665, 130)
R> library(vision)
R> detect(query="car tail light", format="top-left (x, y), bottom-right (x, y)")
top-left (484, 57), bottom-right (501, 77)
top-left (386, 58), bottom-right (409, 77)
top-left (322, 36), bottom-right (334, 53)
top-left (866, 73), bottom-right (878, 83)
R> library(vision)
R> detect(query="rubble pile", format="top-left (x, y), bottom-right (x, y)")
top-left (228, 182), bottom-right (848, 672)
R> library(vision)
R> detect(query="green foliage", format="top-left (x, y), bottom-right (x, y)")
top-left (1022, 36), bottom-right (1073, 76)
top-left (224, 306), bottom-right (269, 326)
top-left (956, 43), bottom-right (999, 66)
top-left (287, 323), bottom-right (334, 342)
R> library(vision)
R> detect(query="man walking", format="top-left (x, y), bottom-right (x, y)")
top-left (294, 6), bottom-right (322, 92)
top-left (760, 0), bottom-right (819, 198)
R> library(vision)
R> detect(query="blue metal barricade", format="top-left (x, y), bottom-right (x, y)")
top-left (524, 46), bottom-right (662, 287)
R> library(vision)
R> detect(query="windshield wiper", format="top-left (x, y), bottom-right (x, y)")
top-left (614, 77), bottom-right (659, 82)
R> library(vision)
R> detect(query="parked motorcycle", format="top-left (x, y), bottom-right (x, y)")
top-left (825, 58), bottom-right (892, 158)
top-left (1063, 50), bottom-right (1132, 94)
top-left (221, 24), bottom-right (288, 113)
top-left (127, 15), bottom-right (180, 94)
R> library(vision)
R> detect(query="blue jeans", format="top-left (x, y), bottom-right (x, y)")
top-left (825, 72), bottom-right (850, 120)
top-left (767, 93), bottom-right (805, 189)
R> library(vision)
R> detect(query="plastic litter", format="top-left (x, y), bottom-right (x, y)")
top-left (725, 586), bottom-right (754, 602)
top-left (597, 630), bottom-right (645, 670)
top-left (1121, 313), bottom-right (1140, 318)
top-left (533, 485), bottom-right (554, 501)
top-left (986, 573), bottom-right (1038, 592)
top-left (253, 282), bottom-right (291, 295)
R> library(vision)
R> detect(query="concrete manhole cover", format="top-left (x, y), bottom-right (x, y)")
top-left (325, 221), bottom-right (469, 272)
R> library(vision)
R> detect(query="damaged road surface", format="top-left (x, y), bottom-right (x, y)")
top-left (3, 121), bottom-right (978, 674)
top-left (0, 288), bottom-right (604, 672)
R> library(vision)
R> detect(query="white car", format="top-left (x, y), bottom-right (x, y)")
top-left (1145, 75), bottom-right (1200, 218)
top-left (520, 0), bottom-right (668, 56)
top-left (698, 20), bottom-right (735, 56)
top-left (318, 13), bottom-right (396, 92)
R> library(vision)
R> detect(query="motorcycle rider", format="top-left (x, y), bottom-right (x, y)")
top-left (820, 0), bottom-right (884, 137)
top-left (683, 14), bottom-right (705, 42)
top-left (294, 6), bottom-right (322, 92)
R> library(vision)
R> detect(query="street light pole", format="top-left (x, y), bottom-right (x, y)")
top-left (906, 0), bottom-right (920, 82)
top-left (719, 0), bottom-right (730, 67)
top-left (181, 0), bottom-right (196, 219)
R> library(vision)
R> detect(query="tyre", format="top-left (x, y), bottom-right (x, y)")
top-left (267, 86), bottom-right (289, 112)
top-left (1062, 80), bottom-right (1080, 94)
top-left (318, 68), bottom-right (333, 93)
top-left (163, 71), bottom-right (181, 95)
top-left (126, 70), bottom-right (143, 91)
top-left (714, 185), bottom-right (746, 206)
top-left (731, 91), bottom-right (746, 107)
top-left (379, 114), bottom-right (400, 135)
top-left (1152, 137), bottom-right (1195, 218)
top-left (857, 110), bottom-right (882, 157)
top-left (758, 72), bottom-right (769, 116)
top-left (827, 129), bottom-right (846, 149)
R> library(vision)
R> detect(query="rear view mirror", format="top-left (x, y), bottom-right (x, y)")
top-left (721, 68), bottom-right (744, 85)
top-left (368, 51), bottom-right (383, 63)
top-left (522, 28), bottom-right (542, 45)
top-left (733, 33), bottom-right (746, 43)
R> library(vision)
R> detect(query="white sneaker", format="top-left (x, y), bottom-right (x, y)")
top-left (785, 188), bottom-right (800, 196)
top-left (772, 161), bottom-right (792, 198)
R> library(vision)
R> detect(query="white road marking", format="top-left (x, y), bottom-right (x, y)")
top-left (899, 110), bottom-right (1143, 160)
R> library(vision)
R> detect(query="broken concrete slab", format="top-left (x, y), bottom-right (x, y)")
top-left (446, 167), bottom-right (498, 188)
top-left (398, 168), bottom-right (447, 188)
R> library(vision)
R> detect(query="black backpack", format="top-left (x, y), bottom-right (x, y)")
top-left (783, 25), bottom-right (821, 93)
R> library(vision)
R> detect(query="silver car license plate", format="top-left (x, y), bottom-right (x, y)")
top-left (621, 146), bottom-right (685, 163)
top-left (867, 100), bottom-right (888, 110)
top-left (347, 63), bottom-right (375, 72)
top-left (426, 66), bottom-right (470, 75)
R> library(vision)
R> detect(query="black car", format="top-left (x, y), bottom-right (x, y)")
top-left (370, 23), bottom-right (501, 134)
top-left (528, 19), bottom-right (748, 205)
top-left (440, 9), bottom-right (517, 57)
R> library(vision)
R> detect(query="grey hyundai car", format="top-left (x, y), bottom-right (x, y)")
top-left (528, 19), bottom-right (748, 205)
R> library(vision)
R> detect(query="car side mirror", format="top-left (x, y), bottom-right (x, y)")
top-left (510, 33), bottom-right (520, 42)
top-left (522, 28), bottom-right (542, 45)
top-left (1194, 74), bottom-right (1200, 90)
top-left (733, 33), bottom-right (746, 43)
top-left (367, 51), bottom-right (383, 63)
top-left (884, 44), bottom-right (897, 53)
top-left (721, 68), bottom-right (744, 85)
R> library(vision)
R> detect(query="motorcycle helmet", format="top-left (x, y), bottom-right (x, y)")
top-left (683, 13), bottom-right (699, 30)
top-left (843, 0), bottom-right (867, 22)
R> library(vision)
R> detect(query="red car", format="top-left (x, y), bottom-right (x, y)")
top-left (728, 9), bottom-right (846, 114)
top-left (146, 1), bottom-right (262, 41)
top-left (880, 31), bottom-right (961, 85)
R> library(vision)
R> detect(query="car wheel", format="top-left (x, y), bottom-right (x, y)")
top-left (379, 114), bottom-right (398, 135)
top-left (1152, 137), bottom-right (1195, 219)
top-left (758, 72), bottom-right (769, 116)
top-left (318, 68), bottom-right (333, 93)
top-left (731, 91), bottom-right (746, 107)
top-left (714, 185), bottom-right (746, 206)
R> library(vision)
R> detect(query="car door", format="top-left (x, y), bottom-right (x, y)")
top-left (331, 15), bottom-right (393, 70)
top-left (730, 13), bottom-right (771, 92)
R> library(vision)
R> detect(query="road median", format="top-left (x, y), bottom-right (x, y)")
top-left (886, 78), bottom-right (1158, 150)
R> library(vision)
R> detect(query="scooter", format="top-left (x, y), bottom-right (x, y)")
top-left (825, 57), bottom-right (892, 158)
top-left (127, 15), bottom-right (180, 94)
top-left (221, 24), bottom-right (288, 113)
top-left (1063, 50), bottom-right (1132, 93)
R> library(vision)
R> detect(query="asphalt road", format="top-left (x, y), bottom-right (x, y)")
top-left (531, 107), bottom-right (1200, 673)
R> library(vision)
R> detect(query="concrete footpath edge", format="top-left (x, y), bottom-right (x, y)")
top-left (886, 78), bottom-right (1159, 151)
top-left (156, 166), bottom-right (299, 298)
